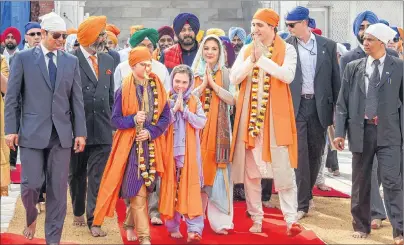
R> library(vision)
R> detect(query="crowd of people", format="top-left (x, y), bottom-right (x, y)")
top-left (0, 5), bottom-right (403, 245)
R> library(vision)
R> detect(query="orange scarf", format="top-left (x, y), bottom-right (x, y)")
top-left (159, 95), bottom-right (203, 220)
top-left (194, 71), bottom-right (225, 187)
top-left (93, 72), bottom-right (167, 226)
top-left (230, 35), bottom-right (297, 168)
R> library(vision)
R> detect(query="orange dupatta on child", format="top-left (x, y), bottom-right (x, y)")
top-left (159, 95), bottom-right (203, 220)
top-left (229, 35), bottom-right (297, 168)
top-left (93, 72), bottom-right (167, 226)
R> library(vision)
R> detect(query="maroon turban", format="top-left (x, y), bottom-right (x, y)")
top-left (158, 26), bottom-right (174, 40)
top-left (3, 27), bottom-right (21, 44)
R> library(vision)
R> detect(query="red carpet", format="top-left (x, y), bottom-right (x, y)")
top-left (0, 233), bottom-right (77, 245)
top-left (10, 164), bottom-right (21, 184)
top-left (115, 199), bottom-right (324, 244)
top-left (272, 185), bottom-right (350, 198)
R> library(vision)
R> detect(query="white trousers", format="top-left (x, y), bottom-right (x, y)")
top-left (201, 192), bottom-right (234, 232)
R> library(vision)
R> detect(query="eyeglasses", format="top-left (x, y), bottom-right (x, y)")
top-left (46, 31), bottom-right (68, 40)
top-left (98, 31), bottom-right (107, 38)
top-left (285, 21), bottom-right (302, 28)
top-left (27, 32), bottom-right (41, 37)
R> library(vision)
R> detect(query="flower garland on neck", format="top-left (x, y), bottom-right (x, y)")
top-left (203, 73), bottom-right (216, 116)
top-left (248, 44), bottom-right (274, 137)
top-left (137, 78), bottom-right (159, 187)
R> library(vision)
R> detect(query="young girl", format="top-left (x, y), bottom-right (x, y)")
top-left (191, 35), bottom-right (236, 234)
top-left (92, 47), bottom-right (170, 245)
top-left (159, 65), bottom-right (206, 242)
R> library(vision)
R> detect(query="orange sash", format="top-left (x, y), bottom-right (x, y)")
top-left (159, 95), bottom-right (203, 220)
top-left (229, 35), bottom-right (297, 168)
top-left (194, 71), bottom-right (224, 187)
top-left (93, 72), bottom-right (167, 226)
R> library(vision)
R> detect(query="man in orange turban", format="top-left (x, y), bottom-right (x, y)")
top-left (106, 31), bottom-right (118, 49)
top-left (230, 8), bottom-right (301, 236)
top-left (106, 23), bottom-right (120, 37)
top-left (70, 15), bottom-right (116, 238)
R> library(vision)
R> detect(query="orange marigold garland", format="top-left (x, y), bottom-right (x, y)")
top-left (248, 45), bottom-right (274, 137)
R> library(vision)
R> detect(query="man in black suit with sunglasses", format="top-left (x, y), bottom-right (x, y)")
top-left (285, 6), bottom-right (340, 220)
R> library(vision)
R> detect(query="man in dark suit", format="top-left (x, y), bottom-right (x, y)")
top-left (285, 6), bottom-right (340, 219)
top-left (339, 11), bottom-right (399, 230)
top-left (4, 13), bottom-right (86, 244)
top-left (68, 16), bottom-right (114, 237)
top-left (334, 23), bottom-right (403, 244)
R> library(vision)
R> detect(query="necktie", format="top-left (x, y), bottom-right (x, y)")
top-left (89, 55), bottom-right (99, 79)
top-left (365, 59), bottom-right (380, 119)
top-left (47, 52), bottom-right (57, 91)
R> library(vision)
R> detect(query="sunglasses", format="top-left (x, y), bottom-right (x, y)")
top-left (27, 32), bottom-right (41, 37)
top-left (46, 31), bottom-right (68, 40)
top-left (393, 37), bottom-right (400, 43)
top-left (285, 21), bottom-right (302, 28)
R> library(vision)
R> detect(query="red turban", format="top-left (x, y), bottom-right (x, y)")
top-left (106, 24), bottom-right (120, 37)
top-left (157, 26), bottom-right (174, 40)
top-left (3, 27), bottom-right (21, 44)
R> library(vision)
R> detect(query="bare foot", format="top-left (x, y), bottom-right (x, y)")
top-left (286, 223), bottom-right (302, 237)
top-left (262, 201), bottom-right (274, 208)
top-left (139, 236), bottom-right (151, 245)
top-left (316, 183), bottom-right (331, 191)
top-left (394, 235), bottom-right (403, 245)
top-left (333, 170), bottom-right (340, 176)
top-left (352, 231), bottom-right (368, 238)
top-left (170, 231), bottom-right (183, 239)
top-left (249, 223), bottom-right (262, 233)
top-left (151, 216), bottom-right (163, 225)
top-left (187, 232), bottom-right (201, 243)
top-left (371, 219), bottom-right (382, 229)
top-left (126, 229), bottom-right (137, 241)
top-left (90, 226), bottom-right (107, 237)
top-left (73, 215), bottom-right (86, 226)
top-left (216, 229), bottom-right (228, 235)
top-left (297, 211), bottom-right (307, 220)
top-left (23, 220), bottom-right (36, 240)
top-left (36, 203), bottom-right (41, 214)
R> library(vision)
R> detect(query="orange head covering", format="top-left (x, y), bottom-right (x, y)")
top-left (77, 16), bottom-right (107, 47)
top-left (253, 8), bottom-right (280, 27)
top-left (106, 23), bottom-right (120, 36)
top-left (67, 28), bottom-right (78, 35)
top-left (130, 25), bottom-right (144, 36)
top-left (106, 31), bottom-right (118, 45)
top-left (129, 46), bottom-right (152, 67)
top-left (398, 27), bottom-right (404, 40)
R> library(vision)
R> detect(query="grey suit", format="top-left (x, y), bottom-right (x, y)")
top-left (335, 55), bottom-right (403, 237)
top-left (286, 34), bottom-right (340, 213)
top-left (5, 46), bottom-right (86, 243)
top-left (69, 48), bottom-right (114, 229)
top-left (339, 46), bottom-right (398, 222)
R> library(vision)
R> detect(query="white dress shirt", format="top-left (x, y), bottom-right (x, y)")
top-left (365, 53), bottom-right (386, 94)
top-left (80, 45), bottom-right (98, 78)
top-left (40, 43), bottom-right (58, 70)
top-left (3, 47), bottom-right (19, 66)
top-left (297, 32), bottom-right (317, 95)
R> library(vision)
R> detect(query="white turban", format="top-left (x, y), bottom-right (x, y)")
top-left (40, 12), bottom-right (67, 32)
top-left (365, 23), bottom-right (397, 45)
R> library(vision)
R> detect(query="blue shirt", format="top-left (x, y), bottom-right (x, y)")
top-left (297, 32), bottom-right (317, 95)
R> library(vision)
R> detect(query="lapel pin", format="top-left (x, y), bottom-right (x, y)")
top-left (322, 51), bottom-right (325, 54)
top-left (386, 72), bottom-right (389, 74)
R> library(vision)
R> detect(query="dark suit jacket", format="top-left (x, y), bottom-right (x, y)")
top-left (286, 34), bottom-right (341, 128)
top-left (335, 54), bottom-right (403, 152)
top-left (339, 46), bottom-right (399, 78)
top-left (71, 48), bottom-right (115, 145)
top-left (107, 49), bottom-right (120, 70)
top-left (5, 46), bottom-right (87, 149)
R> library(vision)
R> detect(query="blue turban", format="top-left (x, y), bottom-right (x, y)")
top-left (219, 36), bottom-right (230, 43)
top-left (352, 11), bottom-right (379, 36)
top-left (285, 6), bottom-right (316, 28)
top-left (228, 27), bottom-right (246, 42)
top-left (391, 26), bottom-right (400, 39)
top-left (173, 13), bottom-right (200, 37)
top-left (25, 22), bottom-right (41, 34)
top-left (277, 30), bottom-right (290, 40)
top-left (244, 34), bottom-right (252, 45)
top-left (379, 19), bottom-right (390, 26)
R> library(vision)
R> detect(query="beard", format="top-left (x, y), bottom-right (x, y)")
top-left (234, 43), bottom-right (243, 53)
top-left (90, 40), bottom-right (107, 53)
top-left (357, 34), bottom-right (365, 45)
top-left (6, 42), bottom-right (16, 50)
top-left (178, 35), bottom-right (195, 46)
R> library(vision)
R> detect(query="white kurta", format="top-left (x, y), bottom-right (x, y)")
top-left (230, 43), bottom-right (298, 225)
